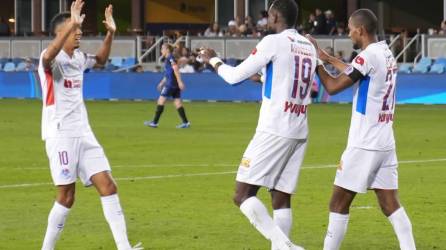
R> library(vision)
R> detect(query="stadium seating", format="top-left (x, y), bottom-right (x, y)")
top-left (3, 62), bottom-right (16, 72)
top-left (110, 57), bottom-right (123, 67)
top-left (398, 63), bottom-right (412, 74)
top-left (412, 57), bottom-right (432, 73)
top-left (15, 62), bottom-right (27, 71)
top-left (429, 57), bottom-right (446, 74)
top-left (122, 57), bottom-right (136, 67)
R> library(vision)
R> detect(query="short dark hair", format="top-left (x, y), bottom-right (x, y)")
top-left (350, 9), bottom-right (378, 34)
top-left (270, 0), bottom-right (298, 27)
top-left (50, 12), bottom-right (71, 36)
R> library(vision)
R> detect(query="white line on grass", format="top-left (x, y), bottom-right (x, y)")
top-left (13, 158), bottom-right (446, 171)
top-left (0, 158), bottom-right (445, 189)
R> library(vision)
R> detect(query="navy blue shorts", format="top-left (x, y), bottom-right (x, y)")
top-left (160, 87), bottom-right (181, 99)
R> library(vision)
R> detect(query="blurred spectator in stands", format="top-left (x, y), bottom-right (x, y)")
top-left (227, 20), bottom-right (239, 37)
top-left (257, 10), bottom-right (268, 29)
top-left (204, 23), bottom-right (223, 37)
top-left (239, 24), bottom-right (249, 37)
top-left (178, 56), bottom-right (195, 73)
top-left (23, 57), bottom-right (36, 71)
top-left (325, 10), bottom-right (337, 35)
top-left (335, 51), bottom-right (346, 62)
top-left (235, 16), bottom-right (243, 27)
top-left (0, 17), bottom-right (11, 36)
top-left (428, 28), bottom-right (438, 35)
top-left (439, 20), bottom-right (446, 35)
top-left (324, 47), bottom-right (339, 75)
top-left (133, 64), bottom-right (144, 73)
top-left (336, 22), bottom-right (346, 36)
top-left (245, 15), bottom-right (255, 31)
top-left (180, 47), bottom-right (191, 58)
top-left (304, 13), bottom-right (316, 34)
top-left (314, 8), bottom-right (326, 35)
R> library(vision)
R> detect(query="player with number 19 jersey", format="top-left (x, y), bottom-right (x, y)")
top-left (216, 29), bottom-right (318, 194)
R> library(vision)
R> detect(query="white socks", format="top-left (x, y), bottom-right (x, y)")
top-left (274, 208), bottom-right (293, 236)
top-left (272, 208), bottom-right (293, 250)
top-left (101, 194), bottom-right (132, 250)
top-left (323, 212), bottom-right (349, 250)
top-left (240, 197), bottom-right (294, 250)
top-left (388, 207), bottom-right (416, 250)
top-left (41, 202), bottom-right (70, 250)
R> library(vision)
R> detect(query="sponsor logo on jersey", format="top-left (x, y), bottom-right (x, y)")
top-left (337, 160), bottom-right (343, 170)
top-left (378, 113), bottom-right (394, 123)
top-left (283, 101), bottom-right (307, 116)
top-left (61, 168), bottom-right (71, 179)
top-left (240, 158), bottom-right (251, 168)
top-left (355, 56), bottom-right (365, 65)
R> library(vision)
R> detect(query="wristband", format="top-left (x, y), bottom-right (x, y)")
top-left (209, 57), bottom-right (224, 68)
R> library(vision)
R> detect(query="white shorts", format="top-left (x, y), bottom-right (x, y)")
top-left (334, 147), bottom-right (398, 193)
top-left (236, 131), bottom-right (307, 194)
top-left (45, 133), bottom-right (111, 186)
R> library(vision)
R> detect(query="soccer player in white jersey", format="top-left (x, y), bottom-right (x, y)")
top-left (200, 1), bottom-right (317, 249)
top-left (307, 9), bottom-right (416, 250)
top-left (38, 1), bottom-right (142, 249)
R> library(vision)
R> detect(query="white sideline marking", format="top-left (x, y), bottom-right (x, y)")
top-left (14, 158), bottom-right (446, 171)
top-left (0, 158), bottom-right (445, 189)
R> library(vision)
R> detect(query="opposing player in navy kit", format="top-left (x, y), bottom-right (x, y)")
top-left (200, 1), bottom-right (317, 249)
top-left (307, 9), bottom-right (416, 250)
top-left (144, 43), bottom-right (190, 128)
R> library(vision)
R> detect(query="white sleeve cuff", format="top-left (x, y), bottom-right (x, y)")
top-left (210, 57), bottom-right (224, 68)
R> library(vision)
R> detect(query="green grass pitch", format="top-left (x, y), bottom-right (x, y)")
top-left (0, 99), bottom-right (445, 249)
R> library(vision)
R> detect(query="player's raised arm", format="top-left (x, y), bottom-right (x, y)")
top-left (200, 36), bottom-right (275, 85)
top-left (95, 4), bottom-right (116, 66)
top-left (42, 0), bottom-right (85, 69)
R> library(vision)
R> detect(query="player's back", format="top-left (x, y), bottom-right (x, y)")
top-left (348, 41), bottom-right (397, 150)
top-left (38, 49), bottom-right (94, 140)
top-left (256, 29), bottom-right (318, 139)
top-left (164, 54), bottom-right (178, 88)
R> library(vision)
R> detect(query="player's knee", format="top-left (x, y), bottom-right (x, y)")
top-left (233, 192), bottom-right (250, 207)
top-left (101, 181), bottom-right (117, 196)
top-left (57, 193), bottom-right (75, 208)
top-left (329, 200), bottom-right (349, 214)
top-left (379, 202), bottom-right (400, 217)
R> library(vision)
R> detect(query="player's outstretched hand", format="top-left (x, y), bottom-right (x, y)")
top-left (102, 4), bottom-right (116, 33)
top-left (198, 48), bottom-right (217, 64)
top-left (306, 34), bottom-right (330, 63)
top-left (70, 0), bottom-right (85, 26)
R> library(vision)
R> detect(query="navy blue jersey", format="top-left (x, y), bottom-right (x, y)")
top-left (164, 54), bottom-right (178, 88)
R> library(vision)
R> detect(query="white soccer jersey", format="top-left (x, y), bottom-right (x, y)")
top-left (38, 49), bottom-right (97, 140)
top-left (347, 41), bottom-right (397, 150)
top-left (217, 29), bottom-right (318, 139)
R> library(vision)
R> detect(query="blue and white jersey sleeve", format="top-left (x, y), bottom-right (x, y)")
top-left (217, 35), bottom-right (276, 84)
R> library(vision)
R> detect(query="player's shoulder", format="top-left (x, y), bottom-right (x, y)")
top-left (259, 33), bottom-right (281, 45)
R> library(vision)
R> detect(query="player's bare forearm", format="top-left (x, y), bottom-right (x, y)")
top-left (95, 31), bottom-right (114, 65)
top-left (317, 65), bottom-right (354, 95)
top-left (42, 21), bottom-right (78, 69)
